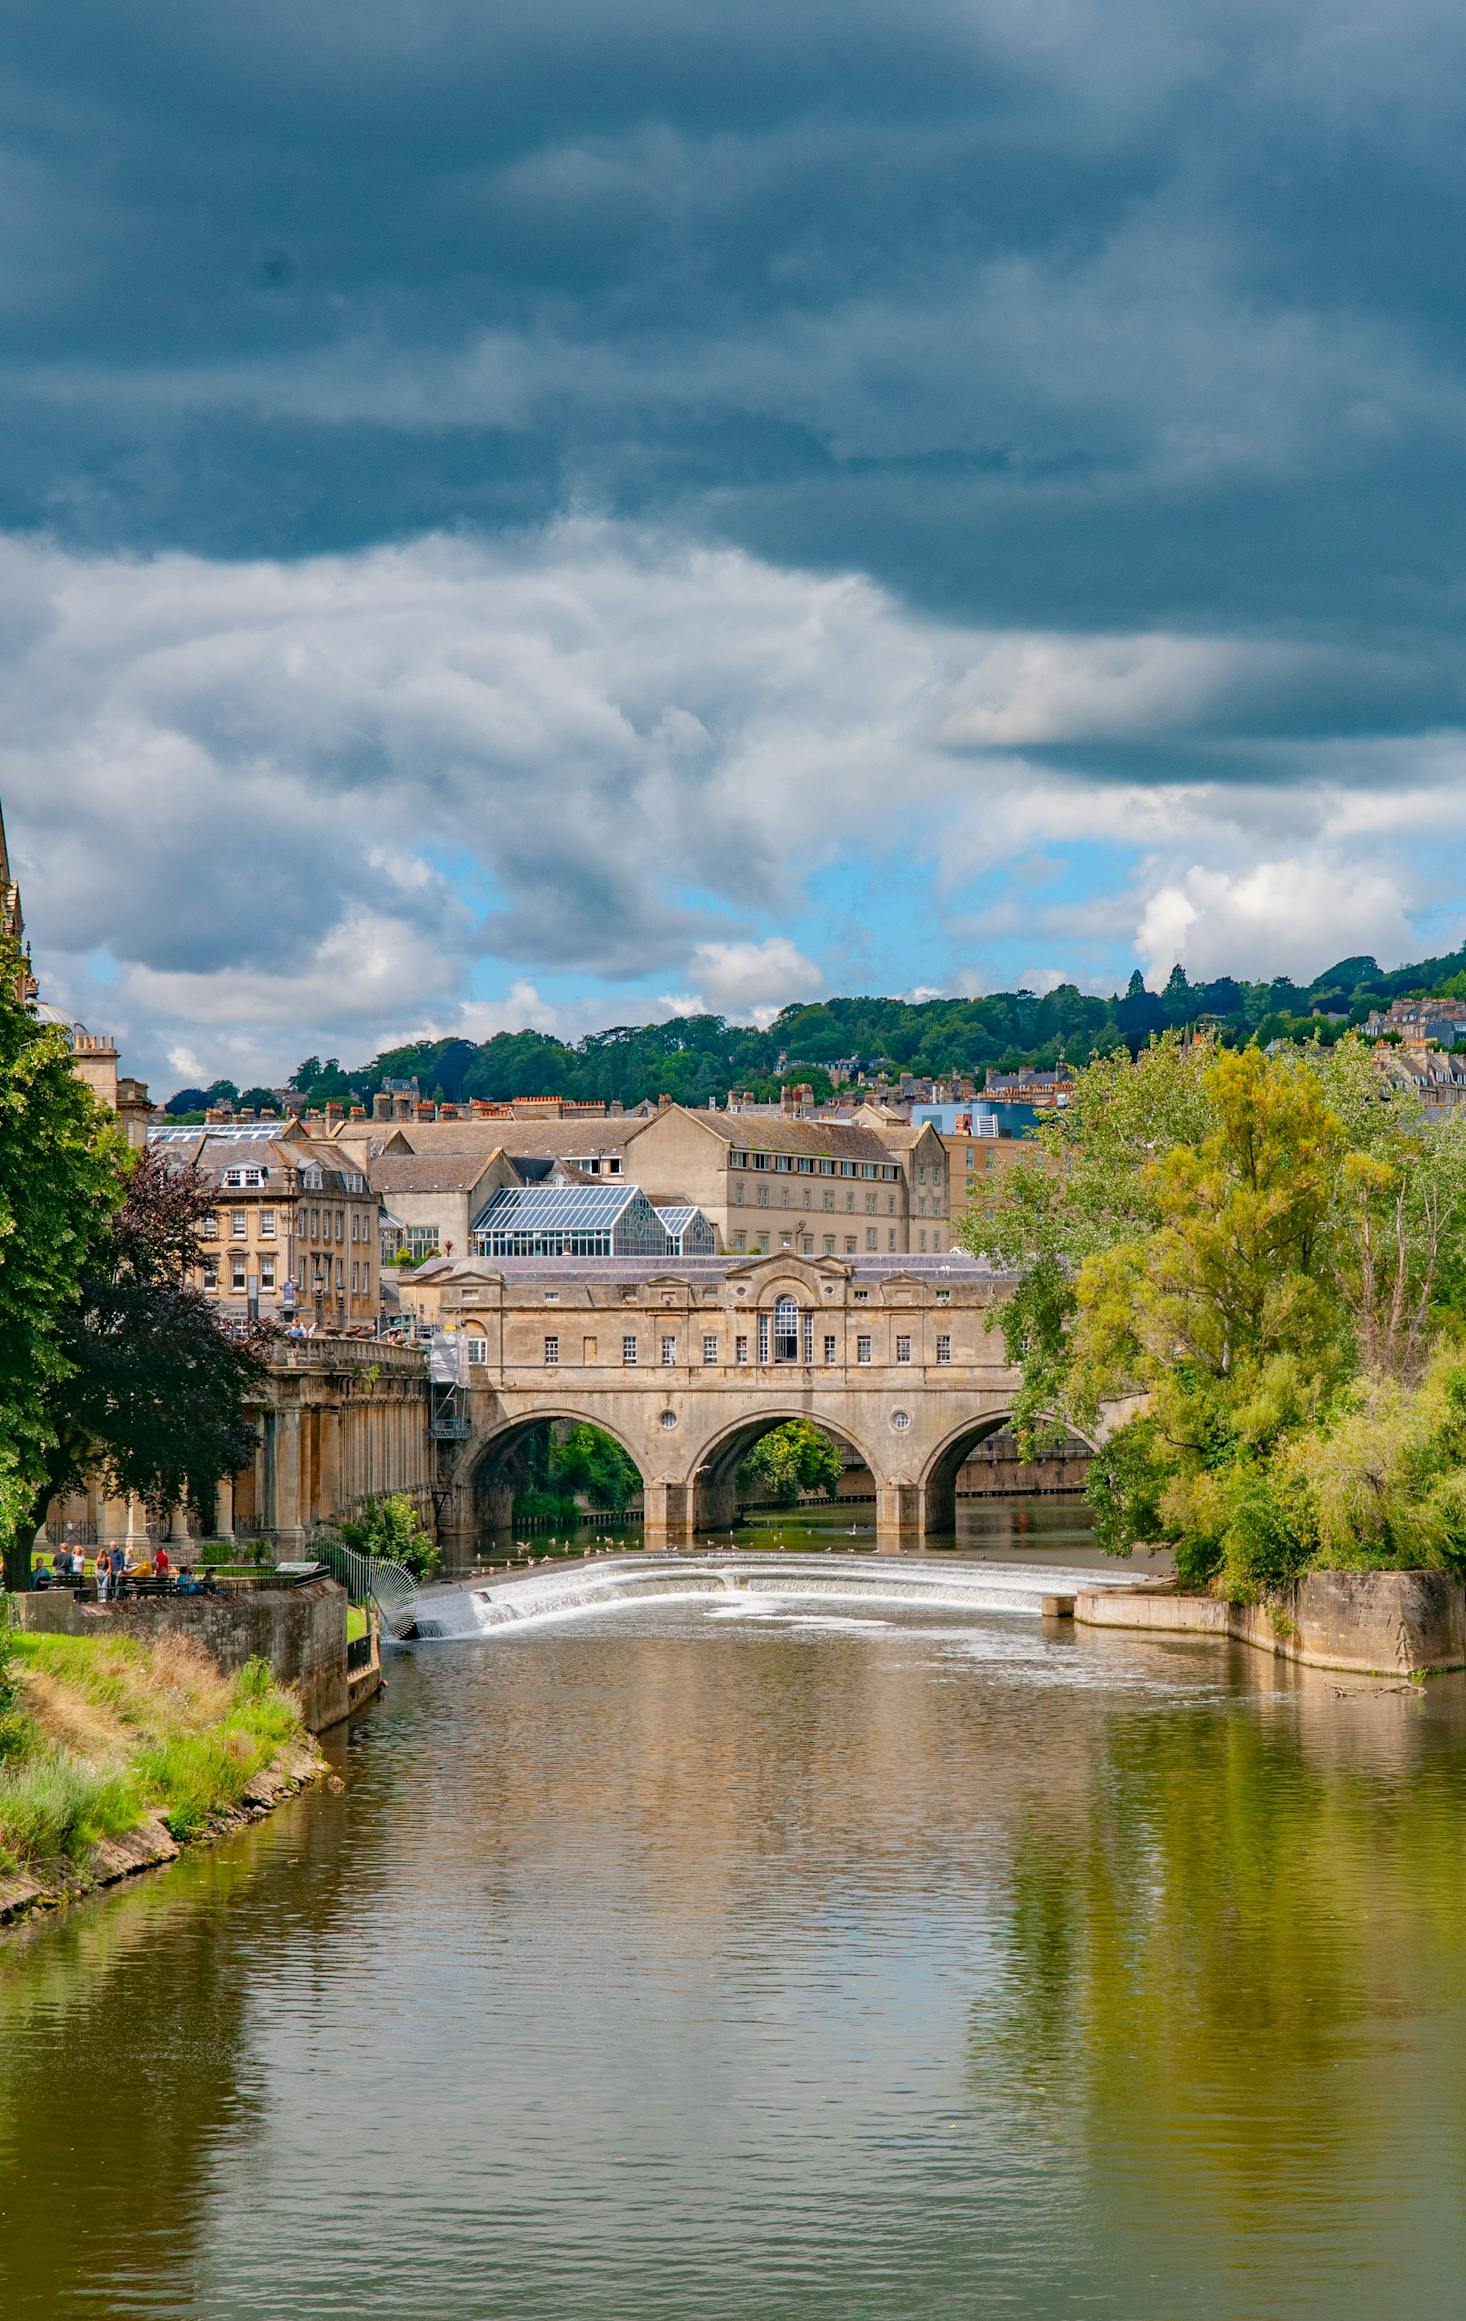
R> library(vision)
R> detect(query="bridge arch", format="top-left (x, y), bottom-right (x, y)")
top-left (919, 1410), bottom-right (1098, 1538)
top-left (461, 1406), bottom-right (648, 1540)
top-left (686, 1407), bottom-right (885, 1534)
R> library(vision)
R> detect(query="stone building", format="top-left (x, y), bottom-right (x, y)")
top-left (325, 1101), bottom-right (949, 1257)
top-left (42, 1331), bottom-right (433, 1557)
top-left (149, 1120), bottom-right (381, 1327)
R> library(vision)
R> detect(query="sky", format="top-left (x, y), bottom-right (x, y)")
top-left (3, 0), bottom-right (1465, 1091)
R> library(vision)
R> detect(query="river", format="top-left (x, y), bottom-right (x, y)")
top-left (5, 1518), bottom-right (1466, 2318)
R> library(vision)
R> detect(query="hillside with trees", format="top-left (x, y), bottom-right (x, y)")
top-left (163, 943), bottom-right (1466, 1115)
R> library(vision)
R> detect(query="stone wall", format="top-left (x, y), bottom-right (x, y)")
top-left (18, 1577), bottom-right (351, 1731)
top-left (1075, 1568), bottom-right (1466, 1677)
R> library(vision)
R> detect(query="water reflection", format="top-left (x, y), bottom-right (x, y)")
top-left (3, 1601), bottom-right (1465, 2317)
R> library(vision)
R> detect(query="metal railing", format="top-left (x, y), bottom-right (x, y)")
top-left (313, 1538), bottom-right (419, 1638)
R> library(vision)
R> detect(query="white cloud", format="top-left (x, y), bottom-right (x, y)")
top-left (1135, 860), bottom-right (1415, 986)
top-left (662, 937), bottom-right (825, 1027)
top-left (0, 517), bottom-right (1460, 1088)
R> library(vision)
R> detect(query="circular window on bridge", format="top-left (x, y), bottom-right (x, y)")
top-left (659, 1409), bottom-right (678, 1430)
top-left (890, 1409), bottom-right (911, 1432)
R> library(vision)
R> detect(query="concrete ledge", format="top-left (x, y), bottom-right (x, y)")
top-left (1075, 1567), bottom-right (1466, 1676)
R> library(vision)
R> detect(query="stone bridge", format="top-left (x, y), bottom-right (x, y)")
top-left (406, 1249), bottom-right (1113, 1555)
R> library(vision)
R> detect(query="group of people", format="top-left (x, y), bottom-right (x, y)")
top-left (37, 1542), bottom-right (216, 1600)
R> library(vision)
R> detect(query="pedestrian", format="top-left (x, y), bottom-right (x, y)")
top-left (154, 1544), bottom-right (172, 1584)
top-left (95, 1546), bottom-right (112, 1603)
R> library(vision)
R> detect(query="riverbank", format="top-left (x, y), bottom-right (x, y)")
top-left (0, 1628), bottom-right (325, 1927)
top-left (1073, 1567), bottom-right (1466, 1676)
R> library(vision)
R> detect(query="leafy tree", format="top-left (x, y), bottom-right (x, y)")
top-left (238, 1085), bottom-right (279, 1113)
top-left (737, 1420), bottom-right (845, 1505)
top-left (28, 1149), bottom-right (269, 1574)
top-left (328, 1491), bottom-right (439, 1581)
top-left (0, 940), bottom-right (129, 1589)
top-left (548, 1423), bottom-right (641, 1513)
top-left (962, 1035), bottom-right (1215, 1450)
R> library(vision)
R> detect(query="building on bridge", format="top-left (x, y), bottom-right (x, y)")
top-left (397, 1245), bottom-right (1095, 1554)
top-left (471, 1180), bottom-right (715, 1260)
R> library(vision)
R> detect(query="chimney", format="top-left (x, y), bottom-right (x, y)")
top-left (349, 1103), bottom-right (365, 1119)
top-left (239, 1107), bottom-right (256, 1122)
top-left (658, 1093), bottom-right (672, 1109)
top-left (373, 1092), bottom-right (392, 1120)
top-left (439, 1102), bottom-right (459, 1120)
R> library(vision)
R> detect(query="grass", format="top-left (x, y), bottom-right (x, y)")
top-left (346, 1604), bottom-right (368, 1644)
top-left (0, 1631), bottom-right (305, 1875)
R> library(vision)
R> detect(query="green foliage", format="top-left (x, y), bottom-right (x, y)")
top-left (0, 1639), bottom-right (304, 1866)
top-left (737, 1420), bottom-right (845, 1505)
top-left (512, 1421), bottom-right (642, 1524)
top-left (985, 1034), bottom-right (1466, 1598)
top-left (329, 1492), bottom-right (440, 1580)
top-left (0, 936), bottom-right (130, 1584)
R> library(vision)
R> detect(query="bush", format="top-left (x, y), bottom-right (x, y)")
top-left (329, 1492), bottom-right (440, 1580)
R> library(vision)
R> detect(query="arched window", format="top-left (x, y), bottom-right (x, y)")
top-left (773, 1295), bottom-right (800, 1362)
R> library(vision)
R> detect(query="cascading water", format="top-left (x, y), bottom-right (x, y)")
top-left (409, 1553), bottom-right (1149, 1638)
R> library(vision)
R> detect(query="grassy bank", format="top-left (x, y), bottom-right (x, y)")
top-left (0, 1623), bottom-right (306, 1877)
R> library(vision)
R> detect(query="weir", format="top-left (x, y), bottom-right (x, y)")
top-left (410, 1551), bottom-right (1148, 1637)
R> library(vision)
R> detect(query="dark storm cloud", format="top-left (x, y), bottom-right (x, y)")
top-left (6, 0), bottom-right (1466, 681)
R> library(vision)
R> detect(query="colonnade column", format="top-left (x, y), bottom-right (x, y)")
top-left (214, 1473), bottom-right (235, 1543)
top-left (276, 1407), bottom-right (303, 1546)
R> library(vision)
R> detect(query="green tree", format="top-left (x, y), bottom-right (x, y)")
top-left (0, 942), bottom-right (128, 1589)
top-left (32, 1149), bottom-right (268, 1556)
top-left (328, 1492), bottom-right (440, 1581)
top-left (738, 1420), bottom-right (845, 1505)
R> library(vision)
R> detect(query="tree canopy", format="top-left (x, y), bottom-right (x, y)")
top-left (0, 937), bottom-right (129, 1586)
top-left (161, 934), bottom-right (1466, 1116)
top-left (964, 1035), bottom-right (1466, 1597)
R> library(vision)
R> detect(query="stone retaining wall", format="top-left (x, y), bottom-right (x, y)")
top-left (17, 1577), bottom-right (351, 1730)
top-left (1075, 1568), bottom-right (1466, 1676)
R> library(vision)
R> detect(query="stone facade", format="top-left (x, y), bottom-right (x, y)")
top-left (151, 1122), bottom-right (381, 1328)
top-left (407, 1247), bottom-right (1095, 1553)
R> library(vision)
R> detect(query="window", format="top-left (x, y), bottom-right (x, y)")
top-left (735, 1334), bottom-right (749, 1364)
top-left (733, 1230), bottom-right (746, 1251)
top-left (866, 1229), bottom-right (877, 1250)
top-left (544, 1335), bottom-right (560, 1365)
top-left (259, 1208), bottom-right (276, 1238)
top-left (823, 1235), bottom-right (835, 1253)
top-left (758, 1312), bottom-right (770, 1363)
top-left (823, 1333), bottom-right (836, 1364)
top-left (733, 1182), bottom-right (745, 1204)
top-left (854, 1288), bottom-right (868, 1302)
top-left (544, 1289), bottom-right (559, 1303)
top-left (202, 1255), bottom-right (218, 1289)
top-left (846, 1191), bottom-right (855, 1211)
top-left (888, 1195), bottom-right (896, 1214)
top-left (335, 1258), bottom-right (343, 1289)
top-left (311, 1209), bottom-right (320, 1239)
top-left (936, 1334), bottom-right (952, 1364)
top-left (202, 1211), bottom-right (218, 1238)
top-left (797, 1157), bottom-right (814, 1173)
top-left (661, 1335), bottom-right (676, 1366)
top-left (857, 1334), bottom-right (872, 1364)
top-left (622, 1335), bottom-right (638, 1365)
top-left (888, 1230), bottom-right (897, 1250)
top-left (231, 1257), bottom-right (247, 1292)
top-left (839, 1161), bottom-right (854, 1177)
top-left (896, 1334), bottom-right (912, 1363)
top-left (261, 1257), bottom-right (276, 1291)
top-left (756, 1184), bottom-right (768, 1206)
top-left (703, 1333), bottom-right (718, 1365)
top-left (919, 1230), bottom-right (927, 1251)
top-left (823, 1190), bottom-right (835, 1210)
top-left (844, 1236), bottom-right (856, 1253)
top-left (230, 1209), bottom-right (247, 1239)
top-left (866, 1192), bottom-right (877, 1212)
top-left (752, 1152), bottom-right (770, 1170)
top-left (818, 1158), bottom-right (833, 1175)
top-left (774, 1154), bottom-right (792, 1172)
top-left (773, 1295), bottom-right (799, 1362)
top-left (467, 1337), bottom-right (488, 1365)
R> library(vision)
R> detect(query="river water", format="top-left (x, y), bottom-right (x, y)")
top-left (5, 1522), bottom-right (1466, 2318)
